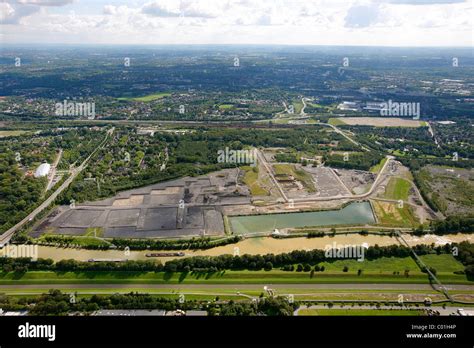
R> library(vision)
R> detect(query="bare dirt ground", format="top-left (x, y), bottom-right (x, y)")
top-left (112, 195), bottom-right (144, 206)
top-left (151, 187), bottom-right (181, 195)
top-left (338, 117), bottom-right (424, 127)
top-left (334, 169), bottom-right (375, 195)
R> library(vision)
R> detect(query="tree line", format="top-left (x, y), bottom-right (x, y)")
top-left (0, 289), bottom-right (296, 316)
top-left (455, 241), bottom-right (474, 278)
top-left (0, 290), bottom-right (198, 316)
top-left (36, 235), bottom-right (241, 251)
top-left (0, 243), bottom-right (457, 274)
top-left (430, 216), bottom-right (474, 234)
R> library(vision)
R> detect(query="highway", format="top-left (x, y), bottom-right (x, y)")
top-left (300, 97), bottom-right (307, 115)
top-left (0, 283), bottom-right (472, 291)
top-left (45, 149), bottom-right (63, 192)
top-left (427, 121), bottom-right (440, 148)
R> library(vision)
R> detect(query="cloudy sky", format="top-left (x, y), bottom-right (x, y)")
top-left (1, 0), bottom-right (473, 46)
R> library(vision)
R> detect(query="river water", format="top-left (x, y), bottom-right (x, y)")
top-left (34, 233), bottom-right (473, 262)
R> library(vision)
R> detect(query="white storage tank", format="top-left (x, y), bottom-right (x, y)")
top-left (34, 163), bottom-right (51, 178)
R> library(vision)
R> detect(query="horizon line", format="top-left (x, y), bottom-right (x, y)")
top-left (1, 43), bottom-right (473, 49)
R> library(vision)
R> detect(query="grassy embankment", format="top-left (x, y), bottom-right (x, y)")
top-left (0, 254), bottom-right (469, 285)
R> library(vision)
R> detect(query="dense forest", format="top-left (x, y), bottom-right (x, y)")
top-left (0, 128), bottom-right (105, 233)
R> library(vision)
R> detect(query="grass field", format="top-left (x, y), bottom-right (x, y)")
top-left (39, 234), bottom-right (109, 248)
top-left (298, 308), bottom-right (424, 316)
top-left (242, 166), bottom-right (268, 196)
top-left (219, 104), bottom-right (234, 110)
top-left (292, 100), bottom-right (304, 114)
top-left (370, 157), bottom-right (388, 173)
top-left (273, 163), bottom-right (294, 176)
top-left (0, 271), bottom-right (436, 284)
top-left (0, 130), bottom-right (29, 138)
top-left (84, 227), bottom-right (104, 238)
top-left (372, 201), bottom-right (419, 227)
top-left (321, 254), bottom-right (464, 274)
top-left (0, 271), bottom-right (465, 284)
top-left (294, 167), bottom-right (316, 192)
top-left (328, 118), bottom-right (346, 126)
top-left (383, 177), bottom-right (412, 201)
top-left (118, 92), bottom-right (171, 102)
top-left (419, 254), bottom-right (466, 273)
top-left (273, 164), bottom-right (316, 192)
top-left (308, 102), bottom-right (323, 108)
top-left (0, 254), bottom-right (469, 285)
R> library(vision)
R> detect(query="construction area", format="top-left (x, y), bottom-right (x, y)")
top-left (33, 169), bottom-right (250, 239)
top-left (32, 150), bottom-right (437, 239)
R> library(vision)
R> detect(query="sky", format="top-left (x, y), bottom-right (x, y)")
top-left (0, 0), bottom-right (473, 46)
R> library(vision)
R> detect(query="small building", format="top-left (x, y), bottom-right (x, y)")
top-left (337, 101), bottom-right (360, 112)
top-left (34, 163), bottom-right (51, 178)
top-left (364, 102), bottom-right (385, 112)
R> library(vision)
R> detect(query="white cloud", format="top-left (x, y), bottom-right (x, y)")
top-left (345, 4), bottom-right (381, 28)
top-left (1, 0), bottom-right (472, 46)
top-left (14, 0), bottom-right (74, 6)
top-left (140, 0), bottom-right (223, 18)
top-left (0, 3), bottom-right (39, 24)
top-left (142, 1), bottom-right (182, 17)
top-left (0, 0), bottom-right (73, 24)
top-left (0, 3), bottom-right (15, 22)
top-left (386, 0), bottom-right (466, 4)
